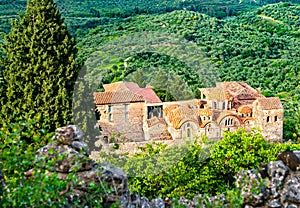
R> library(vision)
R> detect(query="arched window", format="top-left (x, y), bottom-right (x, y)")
top-left (187, 128), bottom-right (191, 138)
top-left (207, 124), bottom-right (211, 132)
top-left (267, 116), bottom-right (270, 123)
top-left (274, 116), bottom-right (278, 122)
top-left (213, 102), bottom-right (217, 109)
top-left (222, 102), bottom-right (226, 110)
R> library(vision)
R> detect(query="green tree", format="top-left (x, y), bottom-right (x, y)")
top-left (0, 0), bottom-right (79, 141)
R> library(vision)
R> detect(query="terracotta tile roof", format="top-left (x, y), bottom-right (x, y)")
top-left (200, 82), bottom-right (264, 101)
top-left (135, 88), bottom-right (162, 103)
top-left (198, 108), bottom-right (213, 116)
top-left (163, 103), bottom-right (200, 129)
top-left (220, 82), bottom-right (264, 100)
top-left (257, 97), bottom-right (283, 110)
top-left (94, 91), bottom-right (144, 105)
top-left (200, 121), bottom-right (211, 128)
top-left (238, 105), bottom-right (252, 114)
top-left (208, 88), bottom-right (227, 101)
top-left (95, 82), bottom-right (162, 104)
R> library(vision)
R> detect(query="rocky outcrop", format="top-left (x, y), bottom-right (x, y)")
top-left (236, 150), bottom-right (300, 208)
top-left (24, 125), bottom-right (128, 206)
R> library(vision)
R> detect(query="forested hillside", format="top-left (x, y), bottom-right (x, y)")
top-left (0, 0), bottom-right (299, 36)
top-left (77, 2), bottom-right (300, 140)
top-left (0, 0), bottom-right (299, 140)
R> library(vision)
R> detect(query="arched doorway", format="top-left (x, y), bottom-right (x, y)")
top-left (180, 121), bottom-right (198, 139)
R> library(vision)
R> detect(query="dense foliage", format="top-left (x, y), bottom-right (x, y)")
top-left (0, 0), bottom-right (299, 38)
top-left (0, 0), bottom-right (79, 141)
top-left (0, 120), bottom-right (106, 207)
top-left (77, 2), bottom-right (300, 141)
top-left (1, 2), bottom-right (299, 141)
top-left (99, 129), bottom-right (300, 200)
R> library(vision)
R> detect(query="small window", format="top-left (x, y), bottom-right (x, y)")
top-left (108, 106), bottom-right (113, 113)
top-left (222, 102), bottom-right (226, 110)
top-left (125, 112), bottom-right (129, 120)
top-left (187, 128), bottom-right (191, 138)
top-left (124, 104), bottom-right (129, 111)
top-left (213, 102), bottom-right (217, 109)
top-left (203, 116), bottom-right (206, 121)
top-left (109, 114), bottom-right (113, 122)
top-left (267, 116), bottom-right (270, 123)
top-left (207, 124), bottom-right (211, 132)
top-left (274, 116), bottom-right (278, 122)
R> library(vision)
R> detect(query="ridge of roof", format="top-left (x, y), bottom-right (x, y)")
top-left (97, 82), bottom-right (161, 104)
top-left (256, 97), bottom-right (283, 110)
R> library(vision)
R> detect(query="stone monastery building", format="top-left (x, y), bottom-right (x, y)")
top-left (94, 81), bottom-right (283, 143)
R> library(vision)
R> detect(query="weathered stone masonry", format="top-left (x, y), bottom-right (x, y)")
top-left (94, 81), bottom-right (283, 143)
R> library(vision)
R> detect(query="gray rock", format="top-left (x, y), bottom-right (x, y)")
top-left (267, 160), bottom-right (289, 188)
top-left (238, 151), bottom-right (300, 208)
top-left (277, 151), bottom-right (300, 171)
top-left (141, 197), bottom-right (152, 208)
top-left (71, 141), bottom-right (89, 156)
top-left (285, 182), bottom-right (300, 204)
top-left (25, 125), bottom-right (128, 207)
top-left (268, 199), bottom-right (281, 208)
top-left (236, 170), bottom-right (267, 206)
top-left (178, 196), bottom-right (190, 206)
top-left (151, 198), bottom-right (165, 208)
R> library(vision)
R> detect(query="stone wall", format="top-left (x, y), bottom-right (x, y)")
top-left (92, 138), bottom-right (186, 158)
top-left (253, 102), bottom-right (283, 142)
top-left (97, 102), bottom-right (145, 142)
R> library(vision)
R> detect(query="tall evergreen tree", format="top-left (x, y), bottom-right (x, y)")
top-left (0, 0), bottom-right (79, 136)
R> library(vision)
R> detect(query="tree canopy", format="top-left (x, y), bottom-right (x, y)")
top-left (0, 0), bottom-right (79, 142)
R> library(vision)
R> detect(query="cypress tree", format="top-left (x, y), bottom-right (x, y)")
top-left (0, 0), bottom-right (79, 135)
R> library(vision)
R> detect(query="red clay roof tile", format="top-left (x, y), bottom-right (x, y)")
top-left (95, 82), bottom-right (162, 104)
top-left (257, 97), bottom-right (283, 110)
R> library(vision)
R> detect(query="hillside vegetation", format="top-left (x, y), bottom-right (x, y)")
top-left (77, 2), bottom-right (300, 140)
top-left (0, 1), bottom-right (299, 139)
top-left (0, 0), bottom-right (299, 37)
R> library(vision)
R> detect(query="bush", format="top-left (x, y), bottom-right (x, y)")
top-left (99, 128), bottom-right (300, 201)
top-left (0, 119), bottom-right (105, 207)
